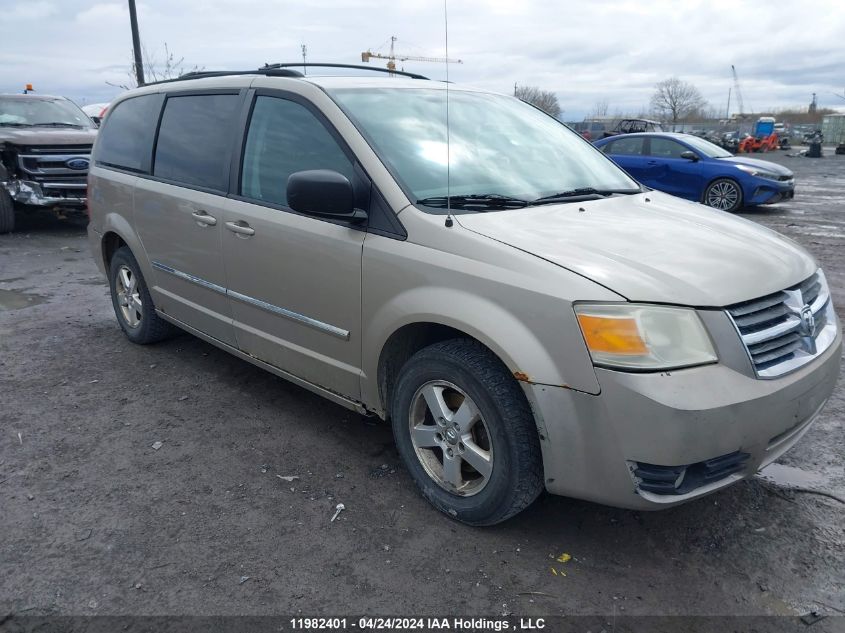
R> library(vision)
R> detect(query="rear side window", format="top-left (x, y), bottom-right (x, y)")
top-left (604, 137), bottom-right (643, 156)
top-left (240, 96), bottom-right (354, 207)
top-left (95, 94), bottom-right (163, 172)
top-left (153, 94), bottom-right (241, 191)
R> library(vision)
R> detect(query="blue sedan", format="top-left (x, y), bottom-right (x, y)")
top-left (592, 133), bottom-right (795, 212)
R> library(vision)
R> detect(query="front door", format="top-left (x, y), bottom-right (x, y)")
top-left (133, 92), bottom-right (243, 346)
top-left (642, 137), bottom-right (703, 200)
top-left (221, 93), bottom-right (366, 399)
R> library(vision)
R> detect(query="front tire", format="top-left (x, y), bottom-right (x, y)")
top-left (0, 189), bottom-right (14, 234)
top-left (108, 246), bottom-right (176, 344)
top-left (703, 178), bottom-right (743, 212)
top-left (391, 339), bottom-right (544, 526)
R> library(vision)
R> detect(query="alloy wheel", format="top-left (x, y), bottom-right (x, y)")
top-left (115, 264), bottom-right (142, 328)
top-left (706, 181), bottom-right (740, 210)
top-left (408, 380), bottom-right (493, 496)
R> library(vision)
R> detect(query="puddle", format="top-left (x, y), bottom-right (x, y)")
top-left (757, 462), bottom-right (834, 490)
top-left (0, 288), bottom-right (47, 311)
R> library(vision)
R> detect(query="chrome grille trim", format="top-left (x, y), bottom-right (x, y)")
top-left (17, 152), bottom-right (91, 178)
top-left (726, 269), bottom-right (838, 378)
top-left (741, 314), bottom-right (802, 346)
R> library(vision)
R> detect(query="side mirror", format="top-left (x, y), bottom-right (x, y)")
top-left (680, 150), bottom-right (699, 161)
top-left (286, 169), bottom-right (367, 223)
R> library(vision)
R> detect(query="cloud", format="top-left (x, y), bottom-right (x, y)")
top-left (5, 1), bottom-right (57, 20)
top-left (1, 0), bottom-right (844, 116)
top-left (74, 2), bottom-right (128, 24)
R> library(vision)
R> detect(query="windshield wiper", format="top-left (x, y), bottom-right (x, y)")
top-left (0, 122), bottom-right (32, 127)
top-left (417, 194), bottom-right (529, 210)
top-left (530, 187), bottom-right (642, 205)
top-left (33, 122), bottom-right (84, 128)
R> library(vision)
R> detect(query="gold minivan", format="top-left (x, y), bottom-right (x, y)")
top-left (88, 65), bottom-right (841, 525)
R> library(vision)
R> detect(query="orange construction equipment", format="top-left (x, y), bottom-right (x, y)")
top-left (738, 117), bottom-right (779, 153)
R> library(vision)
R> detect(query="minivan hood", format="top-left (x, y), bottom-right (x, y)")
top-left (0, 127), bottom-right (97, 146)
top-left (457, 191), bottom-right (815, 307)
top-left (716, 155), bottom-right (793, 176)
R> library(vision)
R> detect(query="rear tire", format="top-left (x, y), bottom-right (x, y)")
top-left (0, 190), bottom-right (14, 234)
top-left (703, 178), bottom-right (743, 212)
top-left (108, 246), bottom-right (176, 344)
top-left (391, 338), bottom-right (544, 526)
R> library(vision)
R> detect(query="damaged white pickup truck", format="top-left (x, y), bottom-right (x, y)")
top-left (0, 93), bottom-right (97, 233)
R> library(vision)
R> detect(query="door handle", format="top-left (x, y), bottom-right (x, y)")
top-left (191, 210), bottom-right (217, 226)
top-left (225, 220), bottom-right (255, 237)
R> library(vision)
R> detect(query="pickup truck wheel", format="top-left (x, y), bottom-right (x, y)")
top-left (0, 189), bottom-right (14, 234)
top-left (391, 339), bottom-right (543, 526)
top-left (704, 178), bottom-right (743, 212)
top-left (109, 246), bottom-right (176, 344)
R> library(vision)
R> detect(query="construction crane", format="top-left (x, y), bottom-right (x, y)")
top-left (731, 65), bottom-right (746, 119)
top-left (361, 36), bottom-right (462, 73)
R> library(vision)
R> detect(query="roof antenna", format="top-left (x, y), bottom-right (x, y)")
top-left (443, 0), bottom-right (453, 228)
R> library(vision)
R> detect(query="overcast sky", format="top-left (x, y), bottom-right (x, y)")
top-left (2, 0), bottom-right (844, 119)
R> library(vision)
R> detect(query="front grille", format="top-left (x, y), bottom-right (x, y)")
top-left (727, 271), bottom-right (835, 378)
top-left (19, 144), bottom-right (93, 154)
top-left (17, 146), bottom-right (92, 180)
top-left (633, 451), bottom-right (750, 495)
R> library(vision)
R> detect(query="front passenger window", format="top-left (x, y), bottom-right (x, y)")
top-left (649, 138), bottom-right (687, 159)
top-left (241, 96), bottom-right (355, 207)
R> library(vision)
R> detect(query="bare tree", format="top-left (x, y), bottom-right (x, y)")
top-left (514, 84), bottom-right (562, 118)
top-left (650, 77), bottom-right (707, 129)
top-left (590, 98), bottom-right (609, 118)
top-left (108, 43), bottom-right (203, 90)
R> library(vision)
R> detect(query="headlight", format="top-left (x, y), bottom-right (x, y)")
top-left (574, 303), bottom-right (717, 370)
top-left (735, 164), bottom-right (782, 181)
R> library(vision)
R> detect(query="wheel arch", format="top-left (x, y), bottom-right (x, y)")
top-left (101, 231), bottom-right (127, 268)
top-left (376, 322), bottom-right (502, 420)
top-left (98, 213), bottom-right (154, 283)
top-left (366, 290), bottom-right (599, 418)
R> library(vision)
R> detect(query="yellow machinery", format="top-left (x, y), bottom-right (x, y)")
top-left (361, 36), bottom-right (462, 72)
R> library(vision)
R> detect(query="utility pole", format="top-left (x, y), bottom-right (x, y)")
top-left (128, 0), bottom-right (145, 86)
top-left (301, 44), bottom-right (307, 76)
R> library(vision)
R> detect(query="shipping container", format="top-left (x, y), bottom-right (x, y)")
top-left (821, 114), bottom-right (845, 145)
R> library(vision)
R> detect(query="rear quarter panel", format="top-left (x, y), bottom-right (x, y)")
top-left (87, 164), bottom-right (144, 271)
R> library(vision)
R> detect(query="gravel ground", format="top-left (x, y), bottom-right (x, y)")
top-left (0, 151), bottom-right (842, 620)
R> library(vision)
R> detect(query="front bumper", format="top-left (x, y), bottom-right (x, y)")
top-left (745, 177), bottom-right (794, 206)
top-left (2, 178), bottom-right (87, 208)
top-left (526, 322), bottom-right (841, 510)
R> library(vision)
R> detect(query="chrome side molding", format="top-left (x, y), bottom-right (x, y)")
top-left (151, 261), bottom-right (350, 340)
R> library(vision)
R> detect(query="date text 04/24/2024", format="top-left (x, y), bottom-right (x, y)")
top-left (289, 617), bottom-right (547, 630)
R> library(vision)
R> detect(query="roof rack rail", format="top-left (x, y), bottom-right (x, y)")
top-left (260, 63), bottom-right (429, 80)
top-left (144, 67), bottom-right (303, 86)
top-left (143, 63), bottom-right (430, 87)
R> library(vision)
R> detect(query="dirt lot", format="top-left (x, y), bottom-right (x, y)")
top-left (1, 151), bottom-right (843, 621)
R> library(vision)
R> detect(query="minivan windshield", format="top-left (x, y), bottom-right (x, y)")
top-left (330, 88), bottom-right (639, 210)
top-left (0, 97), bottom-right (94, 129)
